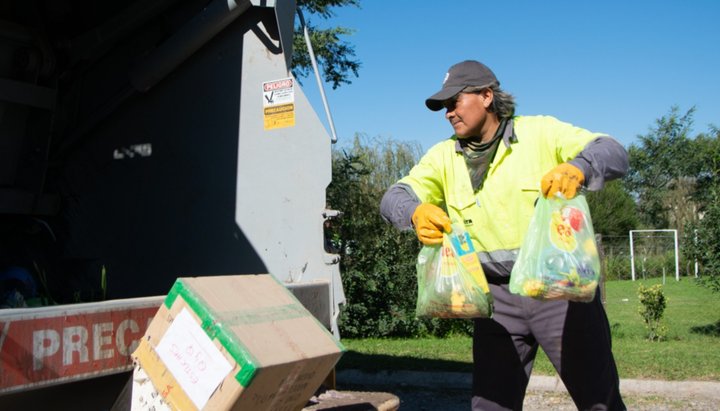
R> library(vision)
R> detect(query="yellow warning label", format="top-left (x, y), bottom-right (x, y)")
top-left (262, 77), bottom-right (295, 131)
top-left (264, 103), bottom-right (295, 130)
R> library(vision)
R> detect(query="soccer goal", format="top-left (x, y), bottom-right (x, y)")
top-left (629, 229), bottom-right (680, 282)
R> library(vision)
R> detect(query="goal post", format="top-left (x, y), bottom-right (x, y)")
top-left (629, 229), bottom-right (680, 282)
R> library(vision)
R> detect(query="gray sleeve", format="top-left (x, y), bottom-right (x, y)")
top-left (568, 136), bottom-right (629, 191)
top-left (380, 183), bottom-right (421, 231)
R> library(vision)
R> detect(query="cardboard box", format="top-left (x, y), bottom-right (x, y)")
top-left (131, 274), bottom-right (345, 411)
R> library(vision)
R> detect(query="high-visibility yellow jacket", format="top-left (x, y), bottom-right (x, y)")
top-left (384, 115), bottom-right (627, 280)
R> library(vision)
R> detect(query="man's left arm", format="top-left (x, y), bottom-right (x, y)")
top-left (568, 136), bottom-right (629, 191)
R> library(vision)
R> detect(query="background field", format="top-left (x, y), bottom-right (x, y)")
top-left (337, 278), bottom-right (720, 381)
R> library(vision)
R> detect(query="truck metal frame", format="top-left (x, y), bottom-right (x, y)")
top-left (0, 0), bottom-right (344, 397)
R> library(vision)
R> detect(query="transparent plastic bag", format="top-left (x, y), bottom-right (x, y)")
top-left (509, 194), bottom-right (600, 302)
top-left (415, 224), bottom-right (493, 318)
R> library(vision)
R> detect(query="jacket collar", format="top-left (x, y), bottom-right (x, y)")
top-left (454, 117), bottom-right (517, 152)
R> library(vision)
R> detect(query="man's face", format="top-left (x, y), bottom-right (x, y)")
top-left (442, 89), bottom-right (494, 140)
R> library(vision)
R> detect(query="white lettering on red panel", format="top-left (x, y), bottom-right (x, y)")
top-left (1, 302), bottom-right (160, 393)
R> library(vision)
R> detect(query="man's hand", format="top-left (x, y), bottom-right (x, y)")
top-left (412, 203), bottom-right (452, 245)
top-left (541, 163), bottom-right (585, 199)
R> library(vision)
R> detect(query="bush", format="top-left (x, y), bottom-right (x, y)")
top-left (650, 251), bottom-right (678, 277)
top-left (335, 226), bottom-right (422, 338)
top-left (423, 318), bottom-right (474, 337)
top-left (604, 254), bottom-right (631, 281)
top-left (330, 138), bottom-right (429, 338)
top-left (637, 283), bottom-right (668, 341)
top-left (684, 186), bottom-right (720, 293)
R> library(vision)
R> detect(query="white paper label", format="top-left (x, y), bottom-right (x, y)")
top-left (155, 308), bottom-right (233, 409)
top-left (262, 78), bottom-right (294, 107)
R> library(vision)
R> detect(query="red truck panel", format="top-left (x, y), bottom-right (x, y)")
top-left (0, 297), bottom-right (163, 394)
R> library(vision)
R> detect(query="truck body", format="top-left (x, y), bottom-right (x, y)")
top-left (0, 0), bottom-right (344, 397)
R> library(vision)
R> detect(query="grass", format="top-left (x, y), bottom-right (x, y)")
top-left (337, 278), bottom-right (720, 381)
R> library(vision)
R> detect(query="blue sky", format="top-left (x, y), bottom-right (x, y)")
top-left (301, 0), bottom-right (719, 152)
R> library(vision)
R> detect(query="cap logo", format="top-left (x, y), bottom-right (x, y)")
top-left (442, 72), bottom-right (449, 85)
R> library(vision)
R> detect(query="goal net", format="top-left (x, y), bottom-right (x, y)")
top-left (629, 229), bottom-right (680, 282)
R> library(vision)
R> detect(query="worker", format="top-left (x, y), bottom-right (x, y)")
top-left (380, 60), bottom-right (627, 410)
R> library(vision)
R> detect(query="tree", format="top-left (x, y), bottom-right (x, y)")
top-left (326, 135), bottom-right (424, 337)
top-left (685, 187), bottom-right (720, 293)
top-left (686, 127), bottom-right (720, 206)
top-left (293, 0), bottom-right (361, 89)
top-left (683, 126), bottom-right (720, 293)
top-left (586, 180), bottom-right (639, 237)
top-left (626, 106), bottom-right (720, 290)
top-left (625, 106), bottom-right (699, 233)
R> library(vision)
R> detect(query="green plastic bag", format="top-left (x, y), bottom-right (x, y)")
top-left (416, 224), bottom-right (493, 318)
top-left (509, 195), bottom-right (601, 302)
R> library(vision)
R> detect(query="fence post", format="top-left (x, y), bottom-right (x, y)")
top-left (596, 233), bottom-right (606, 305)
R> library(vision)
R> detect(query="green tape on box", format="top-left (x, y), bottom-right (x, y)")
top-left (164, 279), bottom-right (258, 387)
top-left (220, 303), bottom-right (309, 326)
top-left (163, 275), bottom-right (347, 384)
top-left (266, 275), bottom-right (347, 353)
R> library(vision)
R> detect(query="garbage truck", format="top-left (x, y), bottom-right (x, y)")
top-left (0, 0), bottom-right (346, 405)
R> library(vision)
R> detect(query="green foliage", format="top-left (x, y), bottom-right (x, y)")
top-left (637, 284), bottom-right (668, 341)
top-left (328, 136), bottom-right (427, 338)
top-left (624, 106), bottom-right (712, 235)
top-left (586, 180), bottom-right (639, 237)
top-left (604, 254), bottom-right (631, 281)
top-left (684, 186), bottom-right (720, 294)
top-left (293, 0), bottom-right (361, 89)
top-left (625, 106), bottom-right (696, 228)
top-left (624, 107), bottom-right (720, 294)
top-left (424, 318), bottom-right (474, 337)
top-left (683, 126), bottom-right (720, 293)
top-left (675, 125), bottom-right (720, 206)
top-left (101, 265), bottom-right (107, 300)
top-left (631, 249), bottom-right (680, 281)
top-left (298, 0), bottom-right (360, 17)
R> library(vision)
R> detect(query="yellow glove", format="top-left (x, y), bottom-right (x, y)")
top-left (412, 203), bottom-right (452, 245)
top-left (541, 163), bottom-right (585, 199)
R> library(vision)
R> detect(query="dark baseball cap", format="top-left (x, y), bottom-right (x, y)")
top-left (425, 60), bottom-right (499, 111)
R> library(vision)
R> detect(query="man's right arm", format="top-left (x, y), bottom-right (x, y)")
top-left (380, 183), bottom-right (421, 231)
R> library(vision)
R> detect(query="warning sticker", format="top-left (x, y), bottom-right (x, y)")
top-left (263, 78), bottom-right (295, 130)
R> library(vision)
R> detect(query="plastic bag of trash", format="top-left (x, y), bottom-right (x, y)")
top-left (415, 224), bottom-right (493, 318)
top-left (509, 194), bottom-right (600, 302)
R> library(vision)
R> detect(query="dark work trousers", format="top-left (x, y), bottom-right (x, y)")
top-left (471, 283), bottom-right (625, 411)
